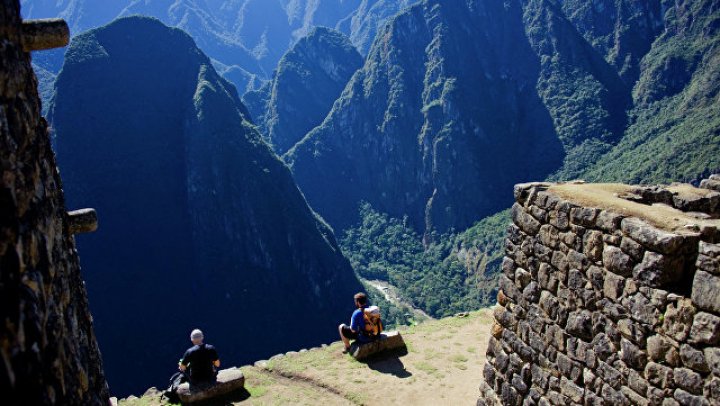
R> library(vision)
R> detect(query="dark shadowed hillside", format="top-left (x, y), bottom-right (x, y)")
top-left (49, 16), bottom-right (362, 397)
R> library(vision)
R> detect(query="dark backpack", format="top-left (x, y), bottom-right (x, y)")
top-left (164, 371), bottom-right (187, 403)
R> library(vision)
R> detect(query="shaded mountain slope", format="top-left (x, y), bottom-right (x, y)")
top-left (49, 16), bottom-right (362, 397)
top-left (243, 27), bottom-right (363, 154)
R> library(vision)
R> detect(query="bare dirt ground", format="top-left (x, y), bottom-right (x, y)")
top-left (118, 308), bottom-right (494, 406)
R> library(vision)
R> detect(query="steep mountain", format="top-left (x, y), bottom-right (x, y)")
top-left (49, 16), bottom-right (362, 397)
top-left (286, 0), bottom-right (575, 234)
top-left (558, 0), bottom-right (665, 84)
top-left (21, 0), bottom-right (413, 93)
top-left (337, 0), bottom-right (415, 55)
top-left (244, 27), bottom-right (363, 154)
top-left (581, 0), bottom-right (720, 183)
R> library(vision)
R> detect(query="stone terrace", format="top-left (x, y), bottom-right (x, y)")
top-left (479, 177), bottom-right (720, 405)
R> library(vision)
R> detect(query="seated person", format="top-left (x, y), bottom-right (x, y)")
top-left (179, 329), bottom-right (220, 386)
top-left (338, 292), bottom-right (373, 352)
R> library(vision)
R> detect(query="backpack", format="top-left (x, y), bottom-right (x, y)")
top-left (163, 371), bottom-right (187, 403)
top-left (363, 306), bottom-right (383, 337)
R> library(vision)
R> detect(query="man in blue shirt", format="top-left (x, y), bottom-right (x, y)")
top-left (338, 292), bottom-right (370, 352)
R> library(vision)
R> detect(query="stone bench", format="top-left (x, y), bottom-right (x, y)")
top-left (350, 331), bottom-right (406, 361)
top-left (176, 367), bottom-right (245, 404)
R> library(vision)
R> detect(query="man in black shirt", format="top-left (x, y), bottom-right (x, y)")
top-left (179, 329), bottom-right (220, 386)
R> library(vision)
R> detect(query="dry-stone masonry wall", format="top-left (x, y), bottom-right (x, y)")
top-left (479, 178), bottom-right (720, 405)
top-left (0, 1), bottom-right (109, 404)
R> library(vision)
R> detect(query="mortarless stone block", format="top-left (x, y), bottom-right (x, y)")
top-left (689, 312), bottom-right (720, 345)
top-left (176, 367), bottom-right (245, 404)
top-left (691, 271), bottom-right (720, 314)
top-left (350, 331), bottom-right (406, 361)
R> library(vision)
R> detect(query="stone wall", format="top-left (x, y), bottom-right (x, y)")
top-left (0, 1), bottom-right (109, 404)
top-left (479, 178), bottom-right (720, 405)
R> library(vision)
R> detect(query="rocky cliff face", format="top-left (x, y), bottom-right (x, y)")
top-left (0, 1), bottom-right (108, 404)
top-left (49, 16), bottom-right (362, 396)
top-left (244, 27), bottom-right (363, 154)
top-left (286, 0), bottom-right (567, 234)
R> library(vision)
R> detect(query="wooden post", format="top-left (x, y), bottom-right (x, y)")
top-left (67, 209), bottom-right (98, 234)
top-left (21, 19), bottom-right (70, 52)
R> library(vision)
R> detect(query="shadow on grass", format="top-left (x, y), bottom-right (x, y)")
top-left (364, 348), bottom-right (412, 378)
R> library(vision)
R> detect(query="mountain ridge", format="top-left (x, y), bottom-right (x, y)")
top-left (49, 16), bottom-right (363, 397)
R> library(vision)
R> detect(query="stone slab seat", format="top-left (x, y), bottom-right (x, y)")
top-left (350, 331), bottom-right (406, 361)
top-left (176, 367), bottom-right (245, 404)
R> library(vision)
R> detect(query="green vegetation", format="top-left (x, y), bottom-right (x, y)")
top-left (341, 203), bottom-right (506, 318)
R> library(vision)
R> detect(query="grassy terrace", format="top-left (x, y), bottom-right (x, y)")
top-left (119, 308), bottom-right (494, 406)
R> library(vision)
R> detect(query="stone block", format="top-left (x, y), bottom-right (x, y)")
top-left (597, 360), bottom-right (623, 389)
top-left (350, 331), bottom-right (406, 361)
top-left (621, 386), bottom-right (649, 406)
top-left (625, 292), bottom-right (661, 326)
top-left (700, 241), bottom-right (720, 258)
top-left (663, 299), bottom-right (696, 343)
top-left (705, 347), bottom-right (720, 376)
top-left (627, 368), bottom-right (649, 397)
top-left (647, 335), bottom-right (672, 362)
top-left (621, 217), bottom-right (694, 255)
top-left (689, 312), bottom-right (720, 345)
top-left (679, 344), bottom-right (709, 373)
top-left (494, 306), bottom-right (517, 329)
top-left (673, 368), bottom-right (703, 395)
top-left (539, 224), bottom-right (560, 249)
top-left (633, 251), bottom-right (685, 288)
top-left (523, 281), bottom-right (540, 303)
top-left (603, 245), bottom-right (634, 276)
top-left (537, 263), bottom-right (559, 293)
top-left (645, 362), bottom-right (674, 388)
top-left (701, 179), bottom-right (720, 192)
top-left (597, 210), bottom-right (624, 232)
top-left (601, 383), bottom-right (627, 404)
top-left (604, 271), bottom-right (625, 300)
top-left (587, 265), bottom-right (604, 291)
top-left (513, 203), bottom-right (541, 236)
top-left (559, 376), bottom-right (583, 403)
top-left (691, 271), bottom-right (720, 314)
top-left (502, 257), bottom-right (517, 277)
top-left (570, 207), bottom-right (599, 228)
top-left (621, 237), bottom-right (644, 260)
top-left (696, 254), bottom-right (720, 275)
top-left (176, 368), bottom-right (245, 404)
top-left (583, 230), bottom-right (604, 262)
top-left (593, 333), bottom-right (615, 361)
top-left (567, 269), bottom-right (586, 291)
top-left (706, 378), bottom-right (720, 402)
top-left (621, 338), bottom-right (648, 370)
top-left (566, 310), bottom-right (593, 340)
top-left (673, 388), bottom-right (710, 406)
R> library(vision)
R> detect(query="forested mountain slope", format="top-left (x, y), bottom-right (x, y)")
top-left (49, 16), bottom-right (362, 397)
